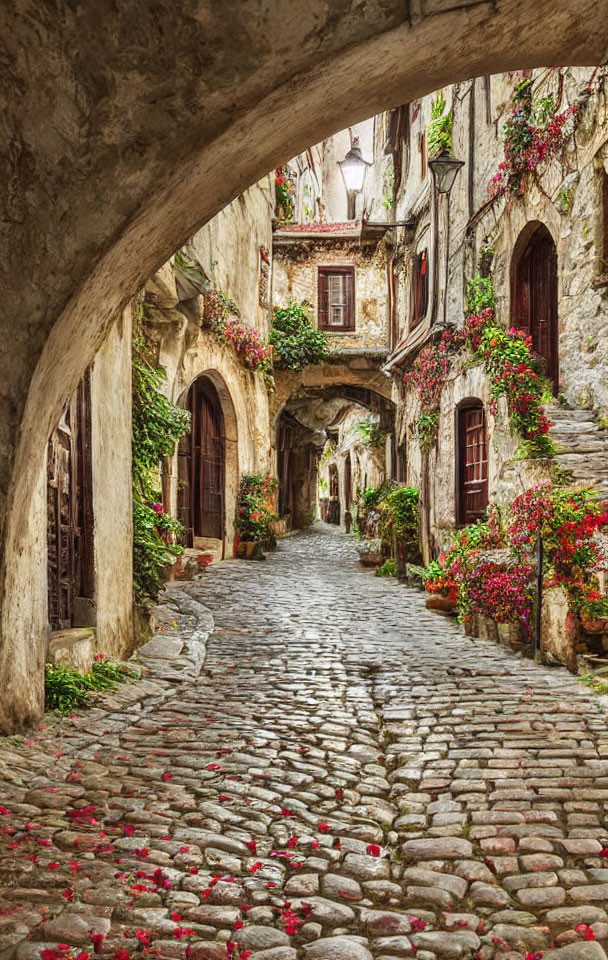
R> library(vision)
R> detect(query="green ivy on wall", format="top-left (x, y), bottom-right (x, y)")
top-left (132, 310), bottom-right (191, 604)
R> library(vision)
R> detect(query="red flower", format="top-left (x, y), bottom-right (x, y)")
top-left (90, 933), bottom-right (106, 954)
top-left (366, 844), bottom-right (381, 857)
top-left (246, 839), bottom-right (256, 854)
top-left (62, 889), bottom-right (73, 902)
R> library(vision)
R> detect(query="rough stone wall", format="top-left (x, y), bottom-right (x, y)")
top-left (386, 66), bottom-right (608, 544)
top-left (273, 241), bottom-right (389, 351)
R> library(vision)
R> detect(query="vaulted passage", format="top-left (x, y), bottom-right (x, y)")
top-left (2, 526), bottom-right (608, 960)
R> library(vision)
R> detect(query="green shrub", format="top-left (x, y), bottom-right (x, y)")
top-left (376, 559), bottom-right (397, 578)
top-left (270, 301), bottom-right (330, 372)
top-left (378, 487), bottom-right (419, 548)
top-left (45, 656), bottom-right (135, 714)
top-left (427, 91), bottom-right (452, 157)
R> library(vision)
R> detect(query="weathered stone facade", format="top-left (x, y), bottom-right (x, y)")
top-left (381, 67), bottom-right (608, 547)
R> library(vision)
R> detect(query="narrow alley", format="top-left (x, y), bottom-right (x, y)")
top-left (1, 526), bottom-right (608, 960)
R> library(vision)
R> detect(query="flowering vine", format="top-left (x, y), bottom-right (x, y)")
top-left (203, 289), bottom-right (274, 389)
top-left (403, 275), bottom-right (554, 458)
top-left (489, 76), bottom-right (579, 200)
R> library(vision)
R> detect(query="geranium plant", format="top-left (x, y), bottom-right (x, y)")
top-left (236, 474), bottom-right (279, 544)
top-left (489, 76), bottom-right (579, 199)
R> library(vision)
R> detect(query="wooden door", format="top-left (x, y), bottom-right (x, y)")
top-left (458, 404), bottom-right (488, 526)
top-left (344, 454), bottom-right (352, 511)
top-left (513, 226), bottom-right (558, 389)
top-left (47, 370), bottom-right (94, 630)
top-left (179, 378), bottom-right (225, 542)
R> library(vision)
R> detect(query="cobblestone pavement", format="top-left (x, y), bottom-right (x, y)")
top-left (1, 525), bottom-right (608, 960)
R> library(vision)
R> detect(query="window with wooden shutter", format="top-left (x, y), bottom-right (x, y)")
top-left (409, 249), bottom-right (429, 330)
top-left (318, 266), bottom-right (355, 331)
top-left (457, 401), bottom-right (488, 526)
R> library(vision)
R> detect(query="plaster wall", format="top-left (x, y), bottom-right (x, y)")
top-left (90, 309), bottom-right (134, 657)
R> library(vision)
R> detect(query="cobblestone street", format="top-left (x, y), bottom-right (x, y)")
top-left (1, 526), bottom-right (608, 960)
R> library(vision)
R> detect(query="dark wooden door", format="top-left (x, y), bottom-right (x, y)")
top-left (344, 454), bottom-right (352, 511)
top-left (47, 370), bottom-right (94, 630)
top-left (513, 226), bottom-right (559, 389)
top-left (179, 378), bottom-right (225, 542)
top-left (458, 404), bottom-right (488, 526)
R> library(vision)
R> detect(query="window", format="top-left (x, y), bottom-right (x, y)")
top-left (457, 401), bottom-right (488, 527)
top-left (409, 249), bottom-right (429, 329)
top-left (318, 266), bottom-right (355, 331)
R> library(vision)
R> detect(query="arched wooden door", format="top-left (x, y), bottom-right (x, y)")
top-left (512, 224), bottom-right (559, 390)
top-left (179, 377), bottom-right (225, 543)
top-left (457, 401), bottom-right (488, 527)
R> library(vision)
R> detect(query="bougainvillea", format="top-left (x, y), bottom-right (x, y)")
top-left (203, 289), bottom-right (274, 387)
top-left (404, 275), bottom-right (554, 459)
top-left (489, 77), bottom-right (579, 199)
top-left (468, 561), bottom-right (536, 628)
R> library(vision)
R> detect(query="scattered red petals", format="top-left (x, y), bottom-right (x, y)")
top-left (62, 889), bottom-right (74, 902)
top-left (245, 839), bottom-right (257, 855)
top-left (335, 788), bottom-right (344, 801)
top-left (367, 844), bottom-right (381, 857)
top-left (411, 918), bottom-right (426, 932)
top-left (318, 822), bottom-right (330, 834)
top-left (179, 846), bottom-right (190, 853)
top-left (287, 837), bottom-right (299, 848)
top-left (161, 772), bottom-right (172, 782)
top-left (90, 933), bottom-right (106, 954)
top-left (576, 925), bottom-right (595, 941)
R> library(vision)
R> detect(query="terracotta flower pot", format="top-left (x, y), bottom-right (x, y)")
top-left (580, 612), bottom-right (608, 634)
top-left (426, 594), bottom-right (457, 614)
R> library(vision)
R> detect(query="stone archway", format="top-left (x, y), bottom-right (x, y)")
top-left (0, 0), bottom-right (607, 728)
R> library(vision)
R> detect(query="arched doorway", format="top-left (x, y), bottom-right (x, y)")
top-left (179, 376), bottom-right (226, 545)
top-left (344, 453), bottom-right (352, 513)
top-left (456, 399), bottom-right (488, 527)
top-left (512, 223), bottom-right (559, 390)
top-left (328, 464), bottom-right (340, 525)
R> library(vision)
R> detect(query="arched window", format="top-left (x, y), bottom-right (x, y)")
top-left (457, 400), bottom-right (488, 526)
top-left (512, 223), bottom-right (559, 389)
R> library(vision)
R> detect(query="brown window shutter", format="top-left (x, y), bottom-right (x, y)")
top-left (318, 269), bottom-right (328, 328)
top-left (345, 267), bottom-right (355, 329)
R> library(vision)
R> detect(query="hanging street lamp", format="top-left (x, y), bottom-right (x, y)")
top-left (338, 137), bottom-right (372, 221)
top-left (428, 150), bottom-right (465, 326)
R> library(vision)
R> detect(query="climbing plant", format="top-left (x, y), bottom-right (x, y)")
top-left (203, 289), bottom-right (274, 388)
top-left (270, 300), bottom-right (330, 371)
top-left (132, 315), bottom-right (191, 604)
top-left (427, 90), bottom-right (453, 157)
top-left (403, 274), bottom-right (555, 459)
top-left (489, 76), bottom-right (579, 199)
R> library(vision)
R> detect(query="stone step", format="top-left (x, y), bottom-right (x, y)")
top-left (544, 406), bottom-right (599, 421)
top-left (550, 422), bottom-right (599, 434)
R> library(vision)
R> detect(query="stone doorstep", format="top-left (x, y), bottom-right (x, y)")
top-left (47, 627), bottom-right (96, 674)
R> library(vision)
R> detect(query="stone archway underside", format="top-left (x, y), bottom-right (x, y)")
top-left (0, 0), bottom-right (607, 729)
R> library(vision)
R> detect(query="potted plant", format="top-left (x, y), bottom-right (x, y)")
top-left (235, 473), bottom-right (279, 559)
